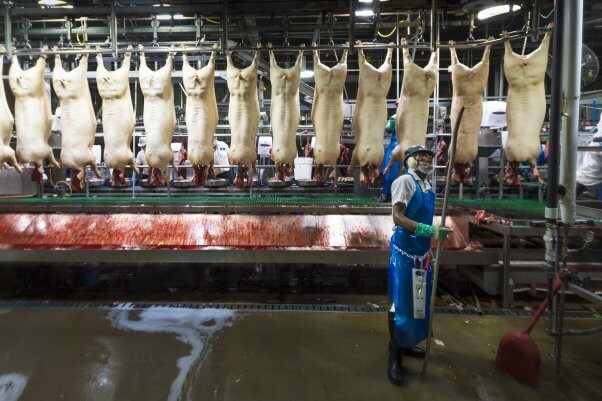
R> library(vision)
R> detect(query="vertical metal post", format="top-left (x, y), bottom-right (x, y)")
top-left (167, 168), bottom-right (172, 197)
top-left (546, 0), bottom-right (565, 331)
top-left (498, 148), bottom-right (504, 199)
top-left (430, 0), bottom-right (437, 52)
top-left (5, 6), bottom-right (12, 59)
top-left (554, 0), bottom-right (582, 372)
top-left (349, 0), bottom-right (355, 54)
top-left (110, 1), bottom-right (118, 57)
top-left (531, 0), bottom-right (541, 42)
top-left (559, 0), bottom-right (582, 227)
top-left (502, 233), bottom-right (511, 308)
top-left (221, 0), bottom-right (228, 51)
top-left (498, 59), bottom-right (504, 98)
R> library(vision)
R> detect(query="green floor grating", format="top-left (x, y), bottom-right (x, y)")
top-left (0, 195), bottom-right (380, 205)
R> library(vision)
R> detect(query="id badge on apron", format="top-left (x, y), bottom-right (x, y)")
top-left (412, 267), bottom-right (427, 320)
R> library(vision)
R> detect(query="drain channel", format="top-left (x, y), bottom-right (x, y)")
top-left (0, 299), bottom-right (597, 318)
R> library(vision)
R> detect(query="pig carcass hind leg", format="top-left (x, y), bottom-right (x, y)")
top-left (48, 152), bottom-right (61, 168)
top-left (8, 155), bottom-right (22, 173)
top-left (504, 161), bottom-right (522, 186)
top-left (314, 164), bottom-right (325, 183)
top-left (531, 162), bottom-right (545, 184)
top-left (130, 158), bottom-right (140, 175)
top-left (452, 163), bottom-right (471, 183)
top-left (111, 169), bottom-right (126, 187)
top-left (30, 162), bottom-right (44, 184)
top-left (70, 168), bottom-right (84, 192)
top-left (276, 162), bottom-right (285, 181)
top-left (90, 161), bottom-right (102, 178)
top-left (233, 164), bottom-right (248, 189)
top-left (192, 165), bottom-right (208, 187)
top-left (149, 168), bottom-right (164, 187)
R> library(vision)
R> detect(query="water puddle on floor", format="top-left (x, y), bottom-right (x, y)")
top-left (107, 307), bottom-right (235, 401)
top-left (0, 374), bottom-right (27, 401)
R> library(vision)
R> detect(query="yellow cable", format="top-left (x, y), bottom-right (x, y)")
top-left (203, 17), bottom-right (220, 25)
top-left (377, 26), bottom-right (397, 38)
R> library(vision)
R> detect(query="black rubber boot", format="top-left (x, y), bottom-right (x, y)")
top-left (387, 311), bottom-right (395, 338)
top-left (388, 341), bottom-right (404, 385)
top-left (387, 311), bottom-right (404, 385)
top-left (404, 347), bottom-right (426, 358)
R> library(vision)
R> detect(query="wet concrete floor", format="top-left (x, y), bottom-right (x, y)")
top-left (0, 308), bottom-right (600, 401)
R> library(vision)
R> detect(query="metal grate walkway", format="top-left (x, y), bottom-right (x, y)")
top-left (0, 299), bottom-right (596, 318)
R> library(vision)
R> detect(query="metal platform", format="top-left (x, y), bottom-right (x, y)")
top-left (447, 200), bottom-right (602, 308)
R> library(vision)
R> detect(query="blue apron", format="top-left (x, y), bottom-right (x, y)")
top-left (388, 174), bottom-right (435, 348)
top-left (382, 132), bottom-right (401, 196)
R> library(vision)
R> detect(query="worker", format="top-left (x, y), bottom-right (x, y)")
top-left (387, 145), bottom-right (452, 386)
top-left (380, 115), bottom-right (401, 202)
top-left (213, 137), bottom-right (234, 183)
top-left (576, 120), bottom-right (602, 198)
top-left (135, 136), bottom-right (149, 183)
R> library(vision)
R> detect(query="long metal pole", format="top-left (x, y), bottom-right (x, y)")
top-left (545, 0), bottom-right (564, 330)
top-left (422, 106), bottom-right (465, 376)
top-left (396, 11), bottom-right (400, 100)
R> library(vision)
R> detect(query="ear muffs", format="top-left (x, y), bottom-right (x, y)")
top-left (407, 156), bottom-right (418, 169)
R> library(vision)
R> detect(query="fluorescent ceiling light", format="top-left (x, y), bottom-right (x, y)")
top-left (156, 14), bottom-right (172, 20)
top-left (300, 70), bottom-right (314, 79)
top-left (477, 4), bottom-right (521, 20)
top-left (358, 0), bottom-right (373, 3)
top-left (38, 0), bottom-right (67, 5)
top-left (355, 9), bottom-right (374, 17)
top-left (173, 13), bottom-right (184, 20)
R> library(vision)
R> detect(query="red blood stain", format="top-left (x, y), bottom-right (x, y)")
top-left (0, 214), bottom-right (468, 251)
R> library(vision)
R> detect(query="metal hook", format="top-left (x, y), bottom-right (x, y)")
top-left (195, 14), bottom-right (203, 45)
top-left (151, 15), bottom-right (159, 45)
top-left (327, 11), bottom-right (335, 45)
top-left (417, 26), bottom-right (425, 43)
top-left (283, 14), bottom-right (290, 46)
top-left (467, 13), bottom-right (475, 41)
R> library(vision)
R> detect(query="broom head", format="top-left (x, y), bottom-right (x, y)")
top-left (495, 329), bottom-right (541, 387)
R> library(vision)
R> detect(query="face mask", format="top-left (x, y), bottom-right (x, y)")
top-left (416, 162), bottom-right (434, 175)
